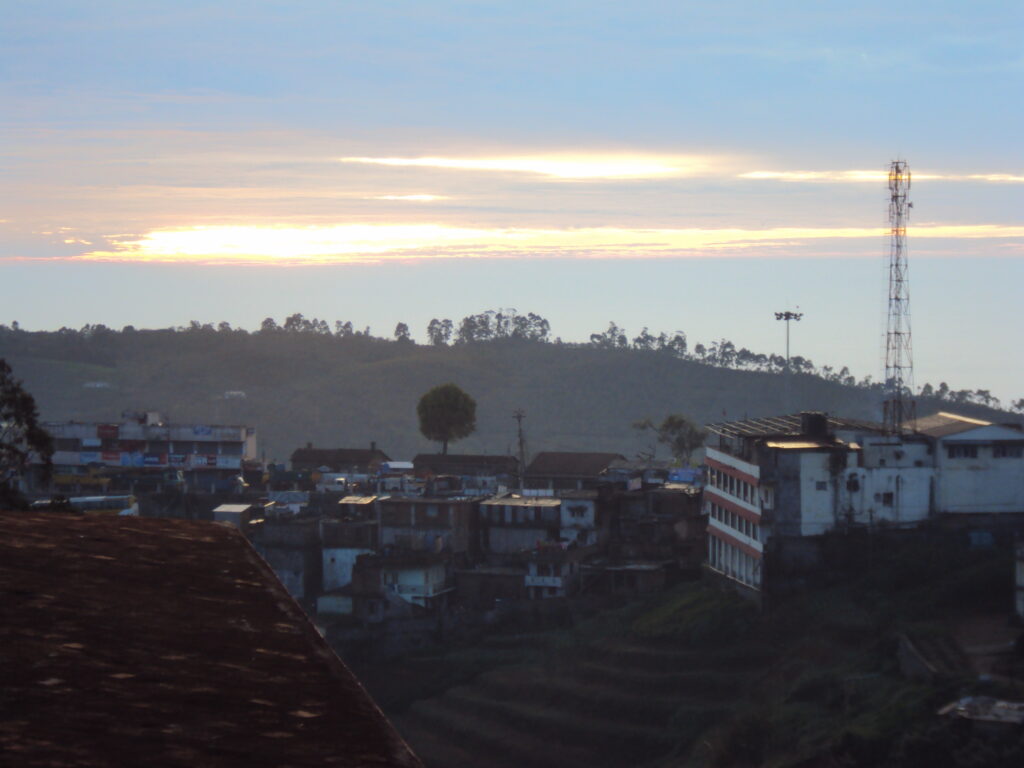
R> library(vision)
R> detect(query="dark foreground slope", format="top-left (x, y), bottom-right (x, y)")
top-left (0, 329), bottom-right (1007, 461)
top-left (359, 532), bottom-right (1022, 768)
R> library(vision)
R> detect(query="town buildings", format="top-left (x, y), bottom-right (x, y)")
top-left (703, 410), bottom-right (1024, 597)
top-left (35, 411), bottom-right (257, 493)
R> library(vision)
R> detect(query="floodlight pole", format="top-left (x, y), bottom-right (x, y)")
top-left (513, 409), bottom-right (526, 491)
top-left (774, 310), bottom-right (803, 369)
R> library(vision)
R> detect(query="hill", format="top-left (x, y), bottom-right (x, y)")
top-left (0, 326), bottom-right (1012, 462)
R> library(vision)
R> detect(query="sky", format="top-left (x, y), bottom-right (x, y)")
top-left (2, 1), bottom-right (1022, 404)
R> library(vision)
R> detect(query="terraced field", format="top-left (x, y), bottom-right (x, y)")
top-left (393, 637), bottom-right (766, 768)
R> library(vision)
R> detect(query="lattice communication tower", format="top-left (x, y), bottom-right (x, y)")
top-left (883, 159), bottom-right (915, 433)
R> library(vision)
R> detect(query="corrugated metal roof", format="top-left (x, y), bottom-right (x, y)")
top-left (705, 413), bottom-right (884, 439)
top-left (912, 411), bottom-right (992, 438)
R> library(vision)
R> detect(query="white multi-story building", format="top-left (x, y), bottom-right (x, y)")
top-left (703, 410), bottom-right (1024, 595)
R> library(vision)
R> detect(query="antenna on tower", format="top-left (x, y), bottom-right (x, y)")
top-left (883, 159), bottom-right (916, 434)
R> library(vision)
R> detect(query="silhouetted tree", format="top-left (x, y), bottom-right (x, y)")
top-left (394, 322), bottom-right (411, 343)
top-left (417, 383), bottom-right (476, 454)
top-left (1, 359), bottom-right (53, 506)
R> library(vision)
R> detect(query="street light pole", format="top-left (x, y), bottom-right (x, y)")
top-left (774, 310), bottom-right (803, 369)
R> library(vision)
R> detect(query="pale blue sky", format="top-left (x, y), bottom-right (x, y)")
top-left (2, 1), bottom-right (1022, 403)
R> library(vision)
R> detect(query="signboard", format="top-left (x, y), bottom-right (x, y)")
top-left (80, 451), bottom-right (101, 465)
top-left (168, 454), bottom-right (186, 467)
top-left (143, 453), bottom-right (165, 466)
top-left (121, 452), bottom-right (145, 467)
top-left (193, 425), bottom-right (212, 436)
top-left (216, 456), bottom-right (242, 470)
top-left (101, 451), bottom-right (121, 463)
top-left (97, 424), bottom-right (119, 440)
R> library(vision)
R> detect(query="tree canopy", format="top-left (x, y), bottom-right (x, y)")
top-left (417, 383), bottom-right (477, 454)
top-left (634, 414), bottom-right (706, 466)
top-left (1, 358), bottom-right (53, 504)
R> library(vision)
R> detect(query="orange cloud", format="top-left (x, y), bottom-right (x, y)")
top-left (71, 223), bottom-right (1024, 266)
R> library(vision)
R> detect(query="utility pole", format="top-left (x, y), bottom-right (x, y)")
top-left (513, 409), bottom-right (526, 492)
top-left (883, 159), bottom-right (916, 434)
top-left (774, 310), bottom-right (803, 369)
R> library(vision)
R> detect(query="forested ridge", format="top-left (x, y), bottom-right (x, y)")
top-left (0, 312), bottom-right (1016, 463)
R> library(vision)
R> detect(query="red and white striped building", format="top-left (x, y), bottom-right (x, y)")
top-left (704, 445), bottom-right (770, 590)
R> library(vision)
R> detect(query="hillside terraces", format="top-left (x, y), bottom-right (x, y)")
top-left (374, 530), bottom-right (1022, 768)
top-left (390, 589), bottom-right (764, 768)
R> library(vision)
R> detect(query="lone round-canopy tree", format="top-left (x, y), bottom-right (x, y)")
top-left (417, 383), bottom-right (476, 455)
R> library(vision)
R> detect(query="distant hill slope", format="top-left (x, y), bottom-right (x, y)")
top-left (0, 329), bottom-right (1012, 463)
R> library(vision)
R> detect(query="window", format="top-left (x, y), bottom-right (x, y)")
top-left (994, 445), bottom-right (1023, 459)
top-left (881, 492), bottom-right (894, 507)
top-left (947, 445), bottom-right (978, 459)
top-left (815, 481), bottom-right (827, 491)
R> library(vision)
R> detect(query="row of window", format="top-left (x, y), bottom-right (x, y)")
top-left (707, 466), bottom-right (757, 503)
top-left (709, 535), bottom-right (761, 588)
top-left (708, 501), bottom-right (761, 542)
top-left (53, 437), bottom-right (243, 455)
top-left (481, 506), bottom-right (561, 524)
top-left (947, 444), bottom-right (1024, 459)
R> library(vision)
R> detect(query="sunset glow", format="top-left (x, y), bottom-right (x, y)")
top-left (73, 223), bottom-right (1024, 266)
top-left (339, 154), bottom-right (716, 179)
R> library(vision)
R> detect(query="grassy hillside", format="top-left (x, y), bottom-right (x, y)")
top-left (0, 328), bottom-right (1011, 462)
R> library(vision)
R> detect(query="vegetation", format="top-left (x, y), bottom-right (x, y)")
top-left (417, 383), bottom-right (477, 455)
top-left (0, 316), bottom-right (1016, 461)
top-left (358, 533), bottom-right (1022, 768)
top-left (0, 358), bottom-right (52, 506)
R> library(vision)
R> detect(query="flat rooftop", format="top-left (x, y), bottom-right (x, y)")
top-left (0, 511), bottom-right (421, 767)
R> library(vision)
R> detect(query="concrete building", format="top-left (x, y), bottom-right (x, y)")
top-left (250, 517), bottom-right (322, 601)
top-left (1016, 541), bottom-right (1024, 621)
top-left (479, 497), bottom-right (561, 555)
top-left (525, 543), bottom-right (584, 599)
top-left (703, 410), bottom-right (1024, 596)
top-left (290, 444), bottom-right (390, 476)
top-left (38, 412), bottom-right (257, 493)
top-left (320, 514), bottom-right (378, 592)
top-left (702, 412), bottom-right (929, 593)
top-left (413, 453), bottom-right (518, 496)
top-left (915, 412), bottom-right (1024, 516)
top-left (378, 496), bottom-right (478, 559)
top-left (523, 452), bottom-right (625, 492)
